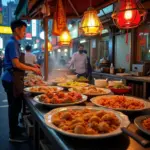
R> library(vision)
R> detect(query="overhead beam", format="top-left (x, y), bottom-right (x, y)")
top-left (95, 0), bottom-right (117, 11)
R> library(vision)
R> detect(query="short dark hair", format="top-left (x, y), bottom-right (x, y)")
top-left (11, 20), bottom-right (27, 32)
top-left (25, 45), bottom-right (32, 51)
top-left (78, 44), bottom-right (84, 48)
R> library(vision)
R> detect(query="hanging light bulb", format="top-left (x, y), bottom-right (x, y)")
top-left (112, 0), bottom-right (147, 29)
top-left (124, 2), bottom-right (133, 20)
top-left (59, 28), bottom-right (72, 46)
top-left (42, 40), bottom-right (53, 51)
top-left (124, 10), bottom-right (133, 20)
top-left (80, 7), bottom-right (103, 36)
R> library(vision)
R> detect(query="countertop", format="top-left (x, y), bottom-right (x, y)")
top-left (92, 71), bottom-right (150, 83)
top-left (24, 94), bottom-right (150, 150)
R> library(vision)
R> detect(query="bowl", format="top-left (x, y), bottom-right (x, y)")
top-left (108, 81), bottom-right (123, 87)
top-left (94, 79), bottom-right (108, 88)
top-left (109, 86), bottom-right (131, 94)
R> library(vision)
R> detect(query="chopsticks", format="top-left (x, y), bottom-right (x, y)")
top-left (121, 127), bottom-right (150, 147)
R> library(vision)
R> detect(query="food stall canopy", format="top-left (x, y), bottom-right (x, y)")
top-left (15, 0), bottom-right (117, 19)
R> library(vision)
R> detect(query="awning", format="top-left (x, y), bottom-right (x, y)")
top-left (14, 0), bottom-right (28, 20)
top-left (15, 0), bottom-right (117, 19)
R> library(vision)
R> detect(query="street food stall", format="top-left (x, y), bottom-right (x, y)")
top-left (15, 0), bottom-right (150, 150)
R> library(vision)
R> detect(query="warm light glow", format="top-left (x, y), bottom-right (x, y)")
top-left (42, 41), bottom-right (53, 51)
top-left (80, 39), bottom-right (86, 43)
top-left (58, 49), bottom-right (61, 52)
top-left (80, 8), bottom-right (103, 36)
top-left (59, 29), bottom-right (71, 45)
top-left (112, 0), bottom-right (147, 29)
top-left (64, 49), bottom-right (68, 52)
top-left (124, 10), bottom-right (133, 20)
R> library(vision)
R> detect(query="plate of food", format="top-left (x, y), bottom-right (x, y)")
top-left (51, 77), bottom-right (67, 84)
top-left (24, 86), bottom-right (63, 94)
top-left (69, 86), bottom-right (111, 96)
top-left (75, 76), bottom-right (89, 83)
top-left (134, 115), bottom-right (150, 135)
top-left (44, 106), bottom-right (130, 139)
top-left (33, 91), bottom-right (87, 107)
top-left (90, 95), bottom-right (150, 112)
top-left (24, 74), bottom-right (47, 87)
top-left (108, 84), bottom-right (131, 94)
top-left (58, 81), bottom-right (89, 88)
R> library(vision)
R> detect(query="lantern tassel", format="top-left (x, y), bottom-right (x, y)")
top-left (126, 30), bottom-right (128, 45)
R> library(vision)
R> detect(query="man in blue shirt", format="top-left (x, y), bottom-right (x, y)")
top-left (2, 20), bottom-right (41, 143)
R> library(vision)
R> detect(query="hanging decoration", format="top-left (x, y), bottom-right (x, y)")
top-left (80, 7), bottom-right (103, 36)
top-left (52, 0), bottom-right (67, 36)
top-left (59, 28), bottom-right (72, 46)
top-left (41, 0), bottom-right (50, 17)
top-left (112, 0), bottom-right (147, 44)
top-left (42, 41), bottom-right (53, 51)
top-left (112, 0), bottom-right (147, 29)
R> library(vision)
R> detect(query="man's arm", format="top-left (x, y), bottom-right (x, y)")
top-left (68, 54), bottom-right (75, 68)
top-left (8, 42), bottom-right (40, 74)
top-left (12, 58), bottom-right (41, 74)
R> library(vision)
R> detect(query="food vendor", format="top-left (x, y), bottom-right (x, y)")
top-left (68, 44), bottom-right (87, 78)
top-left (1, 20), bottom-right (41, 143)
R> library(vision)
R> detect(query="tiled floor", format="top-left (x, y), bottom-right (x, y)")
top-left (0, 81), bottom-right (32, 150)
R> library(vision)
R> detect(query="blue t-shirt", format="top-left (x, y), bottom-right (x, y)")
top-left (1, 36), bottom-right (20, 82)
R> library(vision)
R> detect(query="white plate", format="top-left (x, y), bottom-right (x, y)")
top-left (24, 86), bottom-right (63, 94)
top-left (58, 82), bottom-right (89, 88)
top-left (33, 94), bottom-right (87, 108)
top-left (134, 115), bottom-right (150, 135)
top-left (44, 106), bottom-right (130, 139)
top-left (90, 95), bottom-right (150, 112)
top-left (69, 87), bottom-right (111, 96)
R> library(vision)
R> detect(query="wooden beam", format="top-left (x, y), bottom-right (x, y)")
top-left (95, 0), bottom-right (117, 11)
top-left (21, 15), bottom-right (82, 20)
top-left (43, 17), bottom-right (49, 81)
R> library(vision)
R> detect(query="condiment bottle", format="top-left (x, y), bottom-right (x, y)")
top-left (110, 63), bottom-right (114, 74)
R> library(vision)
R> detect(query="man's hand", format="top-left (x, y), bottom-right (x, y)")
top-left (33, 64), bottom-right (40, 68)
top-left (32, 68), bottom-right (41, 75)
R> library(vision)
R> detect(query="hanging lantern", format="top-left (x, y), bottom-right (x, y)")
top-left (42, 41), bottom-right (53, 51)
top-left (112, 0), bottom-right (147, 29)
top-left (80, 7), bottom-right (103, 36)
top-left (59, 28), bottom-right (72, 46)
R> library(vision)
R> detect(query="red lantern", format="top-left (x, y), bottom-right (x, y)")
top-left (112, 0), bottom-right (147, 29)
top-left (42, 41), bottom-right (53, 51)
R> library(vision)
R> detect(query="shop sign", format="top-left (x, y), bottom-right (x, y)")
top-left (32, 19), bottom-right (37, 37)
top-left (0, 26), bottom-right (12, 34)
top-left (26, 33), bottom-right (32, 40)
top-left (139, 38), bottom-right (146, 46)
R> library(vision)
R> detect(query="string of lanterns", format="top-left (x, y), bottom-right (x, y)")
top-left (49, 0), bottom-right (147, 48)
